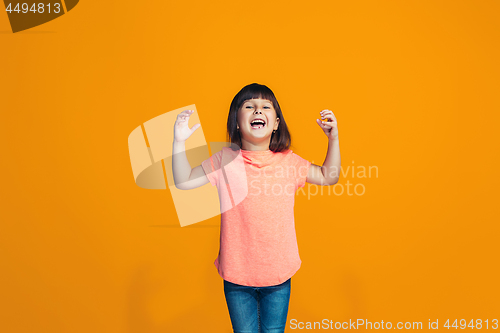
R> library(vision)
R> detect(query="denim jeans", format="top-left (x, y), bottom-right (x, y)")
top-left (223, 278), bottom-right (291, 333)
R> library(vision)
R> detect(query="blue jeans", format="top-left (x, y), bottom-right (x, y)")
top-left (223, 278), bottom-right (291, 333)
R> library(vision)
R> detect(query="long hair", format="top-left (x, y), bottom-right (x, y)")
top-left (226, 83), bottom-right (291, 152)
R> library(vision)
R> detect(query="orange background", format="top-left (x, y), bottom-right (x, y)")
top-left (1, 0), bottom-right (499, 332)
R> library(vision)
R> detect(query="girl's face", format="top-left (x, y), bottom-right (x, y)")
top-left (237, 98), bottom-right (280, 149)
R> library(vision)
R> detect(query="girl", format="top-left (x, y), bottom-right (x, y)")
top-left (172, 83), bottom-right (341, 333)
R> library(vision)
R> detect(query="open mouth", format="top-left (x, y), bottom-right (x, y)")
top-left (250, 119), bottom-right (266, 129)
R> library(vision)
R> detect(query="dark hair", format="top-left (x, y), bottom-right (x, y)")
top-left (226, 83), bottom-right (291, 152)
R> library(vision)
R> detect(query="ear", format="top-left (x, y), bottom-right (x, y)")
top-left (274, 118), bottom-right (280, 130)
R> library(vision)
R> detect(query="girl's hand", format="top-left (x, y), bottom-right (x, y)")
top-left (174, 110), bottom-right (201, 143)
top-left (316, 109), bottom-right (338, 140)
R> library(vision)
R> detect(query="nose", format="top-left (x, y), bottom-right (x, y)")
top-left (253, 108), bottom-right (263, 114)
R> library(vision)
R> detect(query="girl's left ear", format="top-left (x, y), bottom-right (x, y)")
top-left (275, 118), bottom-right (279, 130)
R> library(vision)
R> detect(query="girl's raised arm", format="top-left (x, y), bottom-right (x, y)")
top-left (172, 110), bottom-right (209, 190)
top-left (306, 109), bottom-right (341, 186)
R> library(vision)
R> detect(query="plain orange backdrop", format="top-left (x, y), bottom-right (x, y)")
top-left (1, 0), bottom-right (499, 332)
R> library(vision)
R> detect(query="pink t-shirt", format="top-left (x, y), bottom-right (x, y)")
top-left (201, 147), bottom-right (311, 287)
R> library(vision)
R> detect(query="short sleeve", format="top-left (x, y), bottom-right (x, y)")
top-left (290, 152), bottom-right (311, 189)
top-left (201, 149), bottom-right (224, 187)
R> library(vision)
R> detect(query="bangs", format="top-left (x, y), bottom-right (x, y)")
top-left (235, 85), bottom-right (277, 109)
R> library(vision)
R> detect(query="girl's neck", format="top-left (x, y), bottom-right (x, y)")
top-left (242, 148), bottom-right (271, 152)
top-left (240, 140), bottom-right (271, 151)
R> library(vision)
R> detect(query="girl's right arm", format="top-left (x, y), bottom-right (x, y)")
top-left (172, 110), bottom-right (209, 190)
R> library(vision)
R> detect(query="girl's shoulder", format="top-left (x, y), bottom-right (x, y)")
top-left (221, 146), bottom-right (240, 155)
top-left (278, 148), bottom-right (295, 157)
top-left (283, 149), bottom-right (310, 164)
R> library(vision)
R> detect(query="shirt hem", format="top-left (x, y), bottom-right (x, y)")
top-left (216, 260), bottom-right (301, 287)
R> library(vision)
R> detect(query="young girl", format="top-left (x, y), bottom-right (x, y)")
top-left (172, 83), bottom-right (341, 333)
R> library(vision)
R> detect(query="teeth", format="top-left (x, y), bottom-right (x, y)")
top-left (251, 120), bottom-right (265, 125)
